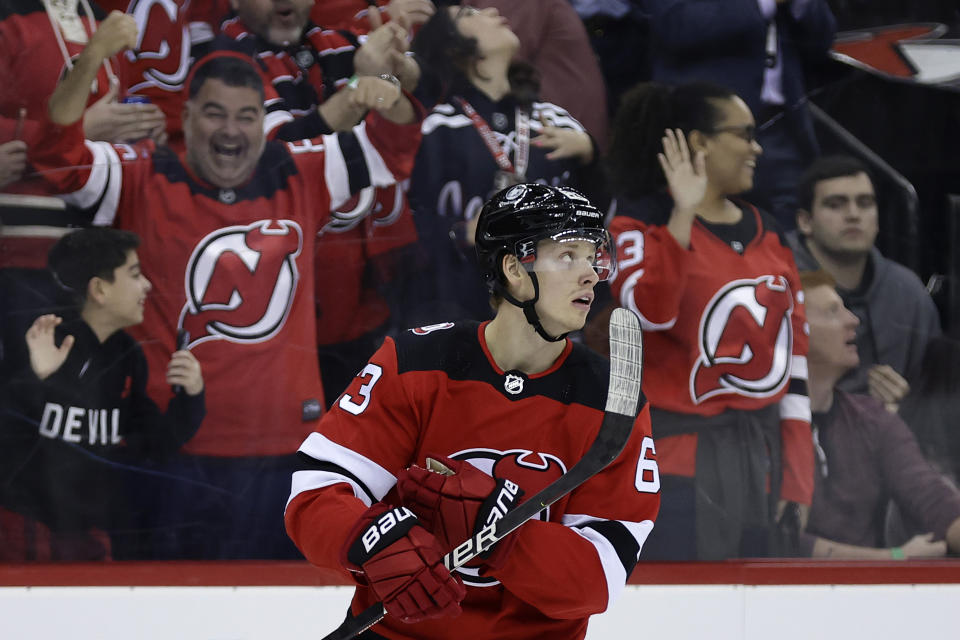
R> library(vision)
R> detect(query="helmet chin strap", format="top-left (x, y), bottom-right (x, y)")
top-left (497, 272), bottom-right (568, 343)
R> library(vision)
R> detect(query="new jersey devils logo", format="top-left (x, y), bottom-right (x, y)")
top-left (447, 448), bottom-right (566, 587)
top-left (179, 220), bottom-right (303, 348)
top-left (321, 184), bottom-right (407, 234)
top-left (690, 275), bottom-right (794, 403)
top-left (125, 0), bottom-right (191, 91)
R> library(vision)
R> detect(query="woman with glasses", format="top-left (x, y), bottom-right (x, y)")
top-left (603, 81), bottom-right (813, 562)
top-left (397, 3), bottom-right (598, 328)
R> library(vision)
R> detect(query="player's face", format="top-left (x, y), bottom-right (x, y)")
top-left (183, 79), bottom-right (266, 189)
top-left (230, 0), bottom-right (314, 46)
top-left (450, 5), bottom-right (519, 59)
top-left (530, 239), bottom-right (600, 335)
top-left (100, 250), bottom-right (152, 328)
top-left (700, 96), bottom-right (763, 196)
top-left (805, 283), bottom-right (860, 375)
top-left (798, 172), bottom-right (879, 260)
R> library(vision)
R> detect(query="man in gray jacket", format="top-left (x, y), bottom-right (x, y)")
top-left (787, 155), bottom-right (941, 411)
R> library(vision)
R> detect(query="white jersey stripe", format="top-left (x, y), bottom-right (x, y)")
top-left (421, 112), bottom-right (472, 135)
top-left (294, 432), bottom-right (397, 501)
top-left (321, 132), bottom-right (351, 209)
top-left (562, 514), bottom-right (655, 611)
top-left (59, 140), bottom-right (114, 211)
top-left (354, 121), bottom-right (396, 190)
top-left (93, 144), bottom-right (123, 227)
top-left (790, 355), bottom-right (809, 381)
top-left (264, 109), bottom-right (295, 136)
top-left (286, 469), bottom-right (370, 510)
top-left (780, 393), bottom-right (812, 422)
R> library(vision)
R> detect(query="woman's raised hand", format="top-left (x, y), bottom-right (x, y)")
top-left (657, 128), bottom-right (706, 215)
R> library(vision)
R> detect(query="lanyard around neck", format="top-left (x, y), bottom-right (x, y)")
top-left (455, 97), bottom-right (530, 178)
top-left (43, 0), bottom-right (118, 86)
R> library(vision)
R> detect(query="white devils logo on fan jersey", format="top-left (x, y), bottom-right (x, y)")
top-left (690, 275), bottom-right (794, 403)
top-left (125, 0), bottom-right (191, 92)
top-left (179, 220), bottom-right (303, 348)
top-left (321, 184), bottom-right (406, 234)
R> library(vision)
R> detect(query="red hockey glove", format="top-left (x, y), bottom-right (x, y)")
top-left (397, 454), bottom-right (524, 571)
top-left (340, 502), bottom-right (466, 624)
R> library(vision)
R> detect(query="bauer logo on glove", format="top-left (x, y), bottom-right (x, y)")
top-left (359, 506), bottom-right (417, 555)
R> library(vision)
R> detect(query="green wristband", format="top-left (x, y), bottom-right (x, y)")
top-left (890, 547), bottom-right (905, 560)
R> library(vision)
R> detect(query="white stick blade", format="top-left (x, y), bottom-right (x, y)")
top-left (605, 307), bottom-right (643, 417)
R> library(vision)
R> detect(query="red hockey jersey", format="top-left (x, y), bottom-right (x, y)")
top-left (30, 111), bottom-right (422, 457)
top-left (0, 1), bottom-right (121, 152)
top-left (609, 198), bottom-right (813, 504)
top-left (285, 321), bottom-right (660, 640)
top-left (210, 17), bottom-right (419, 345)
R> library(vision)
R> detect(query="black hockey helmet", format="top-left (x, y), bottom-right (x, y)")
top-left (474, 183), bottom-right (616, 342)
top-left (475, 183), bottom-right (615, 293)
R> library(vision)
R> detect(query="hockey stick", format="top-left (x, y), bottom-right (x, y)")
top-left (322, 307), bottom-right (643, 640)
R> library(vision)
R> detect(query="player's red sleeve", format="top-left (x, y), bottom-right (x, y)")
top-left (284, 338), bottom-right (422, 572)
top-left (778, 260), bottom-right (814, 504)
top-left (285, 483), bottom-right (370, 580)
top-left (492, 404), bottom-right (660, 618)
top-left (609, 216), bottom-right (689, 330)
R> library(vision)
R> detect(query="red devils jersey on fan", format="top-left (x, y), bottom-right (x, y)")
top-left (0, 1), bottom-right (120, 145)
top-left (31, 112), bottom-right (422, 457)
top-left (286, 322), bottom-right (660, 640)
top-left (216, 17), bottom-right (359, 141)
top-left (315, 183), bottom-right (416, 344)
top-left (212, 17), bottom-right (417, 344)
top-left (609, 196), bottom-right (813, 504)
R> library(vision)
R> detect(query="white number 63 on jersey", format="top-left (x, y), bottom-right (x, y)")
top-left (635, 436), bottom-right (660, 493)
top-left (338, 363), bottom-right (384, 415)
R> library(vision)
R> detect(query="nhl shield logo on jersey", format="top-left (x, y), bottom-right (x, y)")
top-left (178, 220), bottom-right (303, 348)
top-left (690, 275), bottom-right (794, 403)
top-left (503, 371), bottom-right (525, 395)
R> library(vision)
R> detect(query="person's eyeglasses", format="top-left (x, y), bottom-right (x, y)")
top-left (456, 4), bottom-right (481, 19)
top-left (707, 124), bottom-right (757, 143)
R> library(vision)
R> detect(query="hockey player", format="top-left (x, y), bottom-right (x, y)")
top-left (29, 14), bottom-right (424, 559)
top-left (606, 82), bottom-right (813, 561)
top-left (286, 184), bottom-right (660, 639)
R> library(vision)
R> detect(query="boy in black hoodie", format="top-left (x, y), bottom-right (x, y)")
top-left (1, 228), bottom-right (205, 560)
